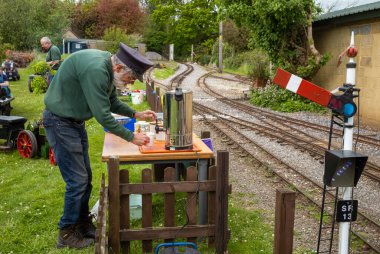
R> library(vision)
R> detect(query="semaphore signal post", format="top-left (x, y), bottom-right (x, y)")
top-left (273, 32), bottom-right (368, 254)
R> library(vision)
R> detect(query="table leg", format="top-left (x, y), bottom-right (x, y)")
top-left (198, 159), bottom-right (208, 225)
top-left (175, 163), bottom-right (180, 181)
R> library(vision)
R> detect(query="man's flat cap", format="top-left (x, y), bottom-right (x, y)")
top-left (116, 43), bottom-right (153, 82)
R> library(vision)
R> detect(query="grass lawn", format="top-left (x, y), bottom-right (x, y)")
top-left (0, 66), bottom-right (275, 254)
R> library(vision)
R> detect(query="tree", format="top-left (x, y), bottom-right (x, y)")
top-left (224, 0), bottom-right (329, 79)
top-left (70, 1), bottom-right (99, 38)
top-left (0, 0), bottom-right (71, 50)
top-left (102, 26), bottom-right (142, 53)
top-left (70, 0), bottom-right (147, 39)
top-left (96, 0), bottom-right (147, 38)
top-left (146, 0), bottom-right (219, 58)
top-left (222, 19), bottom-right (249, 54)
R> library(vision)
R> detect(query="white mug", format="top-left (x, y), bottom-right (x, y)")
top-left (147, 132), bottom-right (155, 146)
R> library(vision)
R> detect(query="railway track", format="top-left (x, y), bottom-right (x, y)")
top-left (197, 71), bottom-right (380, 183)
top-left (200, 71), bottom-right (380, 149)
top-left (148, 62), bottom-right (380, 253)
top-left (192, 102), bottom-right (380, 252)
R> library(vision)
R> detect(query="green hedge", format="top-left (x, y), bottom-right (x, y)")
top-left (250, 84), bottom-right (327, 113)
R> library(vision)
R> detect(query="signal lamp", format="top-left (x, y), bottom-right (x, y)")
top-left (324, 150), bottom-right (367, 187)
top-left (328, 94), bottom-right (357, 117)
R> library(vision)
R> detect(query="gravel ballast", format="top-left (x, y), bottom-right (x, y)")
top-left (151, 62), bottom-right (380, 253)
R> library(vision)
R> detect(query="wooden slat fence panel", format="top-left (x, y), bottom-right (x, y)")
top-left (145, 81), bottom-right (163, 112)
top-left (105, 150), bottom-right (229, 254)
top-left (164, 167), bottom-right (176, 243)
top-left (108, 157), bottom-right (120, 254)
top-left (186, 166), bottom-right (197, 244)
top-left (95, 173), bottom-right (108, 254)
top-left (120, 181), bottom-right (216, 194)
top-left (215, 150), bottom-right (229, 253)
top-left (142, 168), bottom-right (153, 253)
top-left (208, 165), bottom-right (216, 248)
top-left (145, 82), bottom-right (151, 106)
top-left (156, 95), bottom-right (163, 112)
top-left (120, 170), bottom-right (130, 254)
top-left (120, 225), bottom-right (216, 241)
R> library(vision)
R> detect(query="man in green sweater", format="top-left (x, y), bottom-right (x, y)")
top-left (40, 37), bottom-right (62, 70)
top-left (43, 43), bottom-right (155, 249)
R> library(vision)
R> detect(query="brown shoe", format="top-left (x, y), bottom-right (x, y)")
top-left (56, 225), bottom-right (94, 249)
top-left (77, 215), bottom-right (97, 239)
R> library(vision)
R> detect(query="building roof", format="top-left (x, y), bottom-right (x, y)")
top-left (315, 1), bottom-right (380, 24)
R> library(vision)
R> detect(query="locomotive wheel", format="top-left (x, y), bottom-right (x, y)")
top-left (17, 130), bottom-right (38, 158)
top-left (49, 147), bottom-right (57, 166)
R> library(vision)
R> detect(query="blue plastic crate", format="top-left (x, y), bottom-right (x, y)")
top-left (104, 117), bottom-right (136, 132)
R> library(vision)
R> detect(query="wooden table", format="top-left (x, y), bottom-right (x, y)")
top-left (102, 132), bottom-right (214, 224)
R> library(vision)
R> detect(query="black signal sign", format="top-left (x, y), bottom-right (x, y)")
top-left (336, 200), bottom-right (358, 222)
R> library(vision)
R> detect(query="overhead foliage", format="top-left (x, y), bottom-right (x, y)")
top-left (145, 0), bottom-right (219, 58)
top-left (71, 0), bottom-right (147, 39)
top-left (0, 0), bottom-right (71, 50)
top-left (222, 19), bottom-right (250, 54)
top-left (223, 0), bottom-right (330, 79)
top-left (96, 0), bottom-right (147, 37)
top-left (102, 26), bottom-right (142, 53)
top-left (70, 1), bottom-right (99, 38)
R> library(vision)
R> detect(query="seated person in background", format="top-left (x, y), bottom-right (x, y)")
top-left (0, 67), bottom-right (12, 99)
top-left (2, 58), bottom-right (14, 70)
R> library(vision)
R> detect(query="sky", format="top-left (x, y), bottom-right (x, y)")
top-left (316, 0), bottom-right (380, 11)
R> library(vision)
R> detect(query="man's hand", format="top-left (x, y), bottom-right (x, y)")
top-left (131, 133), bottom-right (150, 146)
top-left (48, 60), bottom-right (59, 67)
top-left (134, 110), bottom-right (156, 121)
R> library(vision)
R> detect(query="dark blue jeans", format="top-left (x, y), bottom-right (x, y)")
top-left (43, 109), bottom-right (92, 229)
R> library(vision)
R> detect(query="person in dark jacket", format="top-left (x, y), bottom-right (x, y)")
top-left (43, 43), bottom-right (155, 249)
top-left (0, 67), bottom-right (11, 98)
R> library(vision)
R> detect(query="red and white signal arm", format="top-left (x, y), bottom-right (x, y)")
top-left (273, 68), bottom-right (332, 107)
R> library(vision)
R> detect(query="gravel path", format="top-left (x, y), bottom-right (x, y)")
top-left (153, 62), bottom-right (380, 253)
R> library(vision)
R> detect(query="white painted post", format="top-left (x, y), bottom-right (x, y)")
top-left (191, 44), bottom-right (194, 62)
top-left (62, 39), bottom-right (65, 54)
top-left (338, 31), bottom-right (356, 254)
top-left (218, 21), bottom-right (223, 73)
top-left (169, 44), bottom-right (174, 61)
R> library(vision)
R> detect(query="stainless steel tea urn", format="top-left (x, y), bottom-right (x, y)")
top-left (163, 88), bottom-right (193, 150)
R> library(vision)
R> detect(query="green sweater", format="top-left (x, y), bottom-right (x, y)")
top-left (46, 45), bottom-right (61, 62)
top-left (46, 45), bottom-right (61, 70)
top-left (44, 49), bottom-right (135, 141)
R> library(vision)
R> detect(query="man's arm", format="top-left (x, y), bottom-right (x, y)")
top-left (0, 75), bottom-right (9, 86)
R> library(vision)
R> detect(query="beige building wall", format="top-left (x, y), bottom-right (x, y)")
top-left (313, 19), bottom-right (380, 128)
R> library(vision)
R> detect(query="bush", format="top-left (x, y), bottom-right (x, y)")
top-left (30, 76), bottom-right (47, 94)
top-left (248, 51), bottom-right (269, 80)
top-left (222, 50), bottom-right (270, 79)
top-left (198, 55), bottom-right (212, 65)
top-left (6, 51), bottom-right (35, 68)
top-left (0, 43), bottom-right (15, 60)
top-left (250, 84), bottom-right (327, 113)
top-left (31, 61), bottom-right (49, 75)
top-left (102, 26), bottom-right (142, 54)
top-left (223, 50), bottom-right (257, 69)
